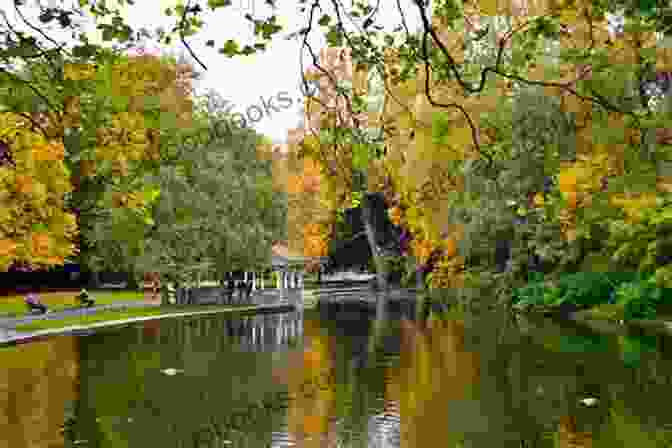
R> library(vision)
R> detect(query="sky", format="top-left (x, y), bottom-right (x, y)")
top-left (1, 0), bottom-right (424, 143)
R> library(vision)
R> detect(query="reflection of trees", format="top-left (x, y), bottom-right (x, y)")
top-left (0, 337), bottom-right (80, 448)
top-left (283, 315), bottom-right (338, 448)
top-left (75, 312), bottom-right (304, 447)
top-left (387, 317), bottom-right (481, 447)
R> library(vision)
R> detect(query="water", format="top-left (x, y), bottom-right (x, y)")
top-left (1, 297), bottom-right (672, 448)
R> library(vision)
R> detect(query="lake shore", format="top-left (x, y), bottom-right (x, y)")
top-left (0, 302), bottom-right (296, 346)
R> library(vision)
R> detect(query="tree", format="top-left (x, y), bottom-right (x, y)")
top-left (5, 0), bottom-right (672, 297)
top-left (0, 112), bottom-right (77, 271)
top-left (131, 111), bottom-right (286, 303)
top-left (0, 43), bottom-right (198, 273)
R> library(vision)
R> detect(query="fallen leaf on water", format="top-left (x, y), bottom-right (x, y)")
top-left (161, 368), bottom-right (184, 376)
top-left (580, 397), bottom-right (598, 407)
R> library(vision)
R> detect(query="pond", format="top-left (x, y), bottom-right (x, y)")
top-left (2, 295), bottom-right (672, 448)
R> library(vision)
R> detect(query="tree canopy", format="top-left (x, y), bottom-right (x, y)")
top-left (2, 0), bottom-right (672, 298)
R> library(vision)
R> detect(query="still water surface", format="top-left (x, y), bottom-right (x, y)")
top-left (2, 303), bottom-right (672, 448)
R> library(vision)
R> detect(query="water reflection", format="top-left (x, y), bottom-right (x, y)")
top-left (0, 337), bottom-right (80, 448)
top-left (2, 303), bottom-right (672, 447)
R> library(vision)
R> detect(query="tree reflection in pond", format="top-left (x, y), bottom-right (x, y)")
top-left (2, 306), bottom-right (672, 447)
top-left (0, 337), bottom-right (80, 448)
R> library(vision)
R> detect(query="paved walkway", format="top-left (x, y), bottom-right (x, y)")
top-left (0, 288), bottom-right (302, 328)
top-left (0, 300), bottom-right (161, 328)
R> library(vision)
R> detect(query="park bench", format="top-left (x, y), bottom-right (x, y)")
top-left (76, 290), bottom-right (95, 307)
top-left (25, 294), bottom-right (48, 314)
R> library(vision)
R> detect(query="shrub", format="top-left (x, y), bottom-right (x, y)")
top-left (512, 271), bottom-right (640, 309)
top-left (615, 277), bottom-right (672, 320)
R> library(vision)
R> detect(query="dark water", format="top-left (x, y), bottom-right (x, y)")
top-left (2, 302), bottom-right (672, 448)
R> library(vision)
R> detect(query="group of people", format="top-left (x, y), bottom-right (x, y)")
top-left (24, 288), bottom-right (94, 314)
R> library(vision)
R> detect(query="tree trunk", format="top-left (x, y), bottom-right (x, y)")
top-left (361, 195), bottom-right (388, 293)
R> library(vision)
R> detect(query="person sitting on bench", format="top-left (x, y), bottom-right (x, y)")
top-left (25, 293), bottom-right (48, 314)
top-left (76, 288), bottom-right (95, 307)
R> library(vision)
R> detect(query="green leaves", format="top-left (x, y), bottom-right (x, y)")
top-left (318, 14), bottom-right (331, 27)
top-left (207, 0), bottom-right (232, 10)
top-left (352, 143), bottom-right (369, 172)
top-left (218, 39), bottom-right (240, 57)
top-left (326, 27), bottom-right (344, 47)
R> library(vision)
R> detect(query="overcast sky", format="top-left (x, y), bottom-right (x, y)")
top-left (0, 0), bottom-right (425, 141)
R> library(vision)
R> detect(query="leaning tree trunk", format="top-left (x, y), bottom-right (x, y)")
top-left (361, 194), bottom-right (388, 293)
top-left (361, 193), bottom-right (392, 354)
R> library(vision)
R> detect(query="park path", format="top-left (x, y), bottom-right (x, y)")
top-left (0, 288), bottom-right (296, 329)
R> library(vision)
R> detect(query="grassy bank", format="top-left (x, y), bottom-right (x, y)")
top-left (11, 303), bottom-right (283, 332)
top-left (0, 290), bottom-right (147, 317)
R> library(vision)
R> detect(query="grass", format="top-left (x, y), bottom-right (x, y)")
top-left (0, 290), bottom-right (147, 317)
top-left (11, 303), bottom-right (273, 332)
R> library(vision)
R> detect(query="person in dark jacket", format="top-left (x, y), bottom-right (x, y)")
top-left (77, 288), bottom-right (95, 307)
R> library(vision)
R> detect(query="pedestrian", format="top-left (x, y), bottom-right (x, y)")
top-left (77, 288), bottom-right (95, 307)
top-left (25, 292), bottom-right (48, 314)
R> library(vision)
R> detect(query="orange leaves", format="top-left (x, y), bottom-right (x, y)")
top-left (444, 236), bottom-right (458, 258)
top-left (15, 174), bottom-right (33, 195)
top-left (0, 239), bottom-right (17, 257)
top-left (388, 206), bottom-right (403, 226)
top-left (565, 191), bottom-right (579, 210)
top-left (411, 238), bottom-right (435, 265)
top-left (31, 232), bottom-right (52, 258)
top-left (0, 239), bottom-right (17, 271)
top-left (303, 222), bottom-right (330, 257)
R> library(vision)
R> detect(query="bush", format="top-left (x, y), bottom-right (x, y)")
top-left (615, 277), bottom-right (672, 320)
top-left (512, 271), bottom-right (640, 309)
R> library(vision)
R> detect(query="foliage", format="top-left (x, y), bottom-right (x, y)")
top-left (0, 112), bottom-right (77, 270)
top-left (131, 118), bottom-right (286, 295)
top-left (5, 0), bottom-right (672, 307)
top-left (614, 276), bottom-right (672, 320)
top-left (512, 271), bottom-right (641, 309)
top-left (605, 194), bottom-right (672, 274)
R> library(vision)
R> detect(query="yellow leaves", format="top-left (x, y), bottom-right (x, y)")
top-left (64, 63), bottom-right (96, 81)
top-left (33, 141), bottom-right (65, 162)
top-left (533, 192), bottom-right (545, 207)
top-left (15, 174), bottom-right (33, 195)
top-left (429, 254), bottom-right (465, 289)
top-left (656, 46), bottom-right (672, 72)
top-left (610, 192), bottom-right (658, 223)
